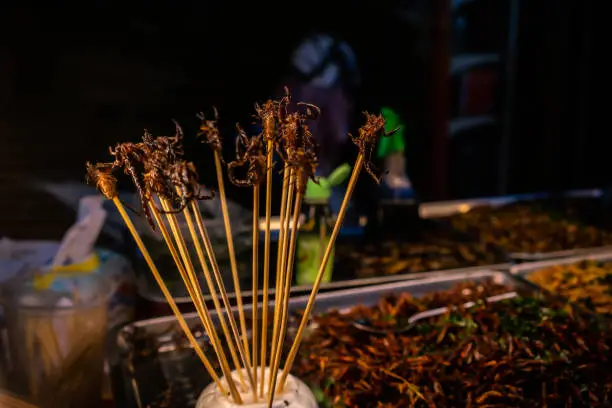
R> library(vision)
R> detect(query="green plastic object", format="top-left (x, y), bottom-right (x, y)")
top-left (377, 106), bottom-right (406, 158)
top-left (304, 163), bottom-right (352, 203)
top-left (296, 164), bottom-right (351, 285)
top-left (296, 230), bottom-right (333, 286)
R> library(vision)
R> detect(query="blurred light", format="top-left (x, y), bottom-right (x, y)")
top-left (458, 204), bottom-right (471, 213)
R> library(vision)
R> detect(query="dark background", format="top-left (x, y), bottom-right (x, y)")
top-left (0, 1), bottom-right (607, 214)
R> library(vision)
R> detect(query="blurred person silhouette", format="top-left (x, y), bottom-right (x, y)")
top-left (275, 32), bottom-right (360, 212)
top-left (282, 32), bottom-right (359, 177)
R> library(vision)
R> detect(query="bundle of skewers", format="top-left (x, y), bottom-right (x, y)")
top-left (0, 390), bottom-right (39, 408)
top-left (86, 89), bottom-right (391, 407)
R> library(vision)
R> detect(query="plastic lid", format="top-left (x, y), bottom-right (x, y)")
top-left (305, 163), bottom-right (352, 203)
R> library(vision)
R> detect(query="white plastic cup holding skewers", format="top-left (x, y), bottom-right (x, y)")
top-left (196, 367), bottom-right (317, 408)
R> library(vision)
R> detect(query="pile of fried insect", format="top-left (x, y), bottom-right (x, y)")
top-left (86, 88), bottom-right (393, 406)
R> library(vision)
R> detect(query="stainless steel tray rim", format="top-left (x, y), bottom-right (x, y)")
top-left (289, 269), bottom-right (510, 307)
top-left (138, 263), bottom-right (512, 304)
top-left (420, 193), bottom-right (546, 218)
top-left (121, 267), bottom-right (514, 339)
top-left (419, 189), bottom-right (602, 219)
top-left (509, 249), bottom-right (612, 276)
top-left (510, 246), bottom-right (612, 261)
top-left (138, 188), bottom-right (604, 304)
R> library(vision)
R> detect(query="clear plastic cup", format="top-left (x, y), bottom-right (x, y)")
top-left (0, 269), bottom-right (111, 408)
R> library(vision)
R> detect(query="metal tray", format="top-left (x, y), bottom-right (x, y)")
top-left (136, 261), bottom-right (512, 312)
top-left (136, 188), bottom-right (601, 305)
top-left (421, 188), bottom-right (612, 261)
top-left (509, 245), bottom-right (612, 262)
top-left (419, 188), bottom-right (602, 219)
top-left (139, 216), bottom-right (511, 306)
top-left (508, 249), bottom-right (612, 285)
top-left (110, 268), bottom-right (532, 408)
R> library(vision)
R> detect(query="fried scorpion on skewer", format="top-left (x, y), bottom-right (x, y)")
top-left (86, 161), bottom-right (118, 200)
top-left (88, 123), bottom-right (213, 228)
top-left (274, 87), bottom-right (319, 159)
top-left (247, 89), bottom-right (321, 192)
top-left (196, 107), bottom-right (222, 153)
top-left (255, 99), bottom-right (280, 143)
top-left (164, 159), bottom-right (214, 213)
top-left (350, 112), bottom-right (399, 183)
top-left (142, 129), bottom-right (181, 205)
top-left (86, 161), bottom-right (142, 216)
top-left (253, 87), bottom-right (295, 147)
top-left (277, 105), bottom-right (319, 159)
top-left (227, 124), bottom-right (267, 187)
top-left (277, 102), bottom-right (320, 193)
top-left (143, 121), bottom-right (185, 160)
top-left (108, 140), bottom-right (150, 219)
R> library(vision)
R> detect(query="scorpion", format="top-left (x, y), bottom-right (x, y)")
top-left (349, 112), bottom-right (398, 183)
top-left (227, 124), bottom-right (267, 187)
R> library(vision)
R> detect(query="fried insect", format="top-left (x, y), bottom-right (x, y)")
top-left (164, 159), bottom-right (214, 213)
top-left (278, 113), bottom-right (316, 157)
top-left (227, 124), bottom-right (267, 187)
top-left (285, 148), bottom-right (318, 193)
top-left (275, 89), bottom-right (320, 159)
top-left (276, 97), bottom-right (320, 191)
top-left (108, 140), bottom-right (154, 224)
top-left (141, 122), bottom-right (214, 215)
top-left (295, 102), bottom-right (321, 121)
top-left (276, 86), bottom-right (292, 118)
top-left (297, 281), bottom-right (612, 407)
top-left (86, 161), bottom-right (118, 200)
top-left (197, 108), bottom-right (222, 153)
top-left (449, 202), bottom-right (612, 253)
top-left (86, 161), bottom-right (142, 216)
top-left (255, 99), bottom-right (280, 143)
top-left (142, 129), bottom-right (181, 204)
top-left (350, 112), bottom-right (398, 183)
top-left (98, 122), bottom-right (212, 228)
top-left (143, 121), bottom-right (185, 161)
top-left (139, 124), bottom-right (190, 217)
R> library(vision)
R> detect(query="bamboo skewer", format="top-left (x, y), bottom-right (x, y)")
top-left (25, 319), bottom-right (37, 396)
top-left (0, 390), bottom-right (39, 408)
top-left (272, 164), bottom-right (291, 341)
top-left (268, 179), bottom-right (303, 402)
top-left (251, 185), bottom-right (260, 392)
top-left (279, 154), bottom-right (365, 387)
top-left (270, 167), bottom-right (290, 354)
top-left (259, 141), bottom-right (274, 397)
top-left (157, 198), bottom-right (246, 392)
top-left (268, 169), bottom-right (295, 390)
top-left (110, 198), bottom-right (230, 398)
top-left (188, 200), bottom-right (257, 393)
top-left (150, 203), bottom-right (238, 392)
top-left (182, 205), bottom-right (246, 377)
top-left (88, 103), bottom-right (385, 407)
top-left (213, 151), bottom-right (252, 368)
top-left (275, 164), bottom-right (291, 277)
top-left (131, 378), bottom-right (143, 408)
top-left (150, 200), bottom-right (246, 391)
top-left (319, 214), bottom-right (327, 265)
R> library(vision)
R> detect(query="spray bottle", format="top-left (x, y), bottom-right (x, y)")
top-left (378, 106), bottom-right (414, 198)
top-left (295, 164), bottom-right (351, 285)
